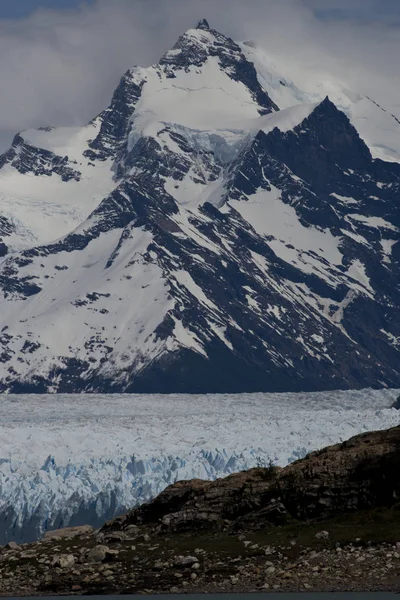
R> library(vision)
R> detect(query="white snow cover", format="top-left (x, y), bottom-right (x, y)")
top-left (0, 389), bottom-right (399, 543)
top-left (0, 30), bottom-right (320, 251)
top-left (0, 227), bottom-right (176, 385)
top-left (227, 185), bottom-right (377, 297)
top-left (0, 123), bottom-right (117, 249)
top-left (0, 96), bottom-right (357, 386)
top-left (229, 185), bottom-right (343, 271)
top-left (128, 56), bottom-right (263, 137)
top-left (257, 102), bottom-right (319, 134)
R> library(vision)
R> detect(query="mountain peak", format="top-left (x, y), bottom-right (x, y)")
top-left (158, 22), bottom-right (278, 115)
top-left (318, 95), bottom-right (338, 111)
top-left (196, 18), bottom-right (210, 30)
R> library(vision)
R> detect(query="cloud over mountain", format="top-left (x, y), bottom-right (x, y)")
top-left (0, 0), bottom-right (398, 150)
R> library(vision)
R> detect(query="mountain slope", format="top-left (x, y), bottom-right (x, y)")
top-left (0, 20), bottom-right (398, 393)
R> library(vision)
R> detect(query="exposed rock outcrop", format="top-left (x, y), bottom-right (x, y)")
top-left (391, 395), bottom-right (400, 410)
top-left (106, 424), bottom-right (400, 532)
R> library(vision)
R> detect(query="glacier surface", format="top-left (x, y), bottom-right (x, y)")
top-left (0, 389), bottom-right (399, 544)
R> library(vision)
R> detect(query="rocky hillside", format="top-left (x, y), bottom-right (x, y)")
top-left (109, 422), bottom-right (400, 531)
top-left (0, 19), bottom-right (398, 393)
top-left (1, 424), bottom-right (400, 595)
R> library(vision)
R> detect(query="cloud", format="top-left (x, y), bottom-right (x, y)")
top-left (0, 0), bottom-right (399, 150)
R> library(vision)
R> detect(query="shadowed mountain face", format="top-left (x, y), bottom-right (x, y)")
top-left (0, 21), bottom-right (398, 393)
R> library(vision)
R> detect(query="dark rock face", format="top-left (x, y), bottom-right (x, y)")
top-left (0, 216), bottom-right (14, 238)
top-left (265, 97), bottom-right (373, 191)
top-left (0, 216), bottom-right (12, 257)
top-left (197, 18), bottom-right (211, 30)
top-left (391, 395), bottom-right (400, 410)
top-left (85, 70), bottom-right (145, 161)
top-left (0, 134), bottom-right (81, 181)
top-left (105, 424), bottom-right (400, 532)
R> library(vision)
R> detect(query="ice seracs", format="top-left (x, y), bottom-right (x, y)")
top-left (0, 388), bottom-right (398, 544)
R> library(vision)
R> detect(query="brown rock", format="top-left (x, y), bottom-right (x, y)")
top-left (5, 541), bottom-right (20, 551)
top-left (103, 531), bottom-right (126, 543)
top-left (101, 425), bottom-right (400, 533)
top-left (266, 566), bottom-right (276, 574)
top-left (51, 554), bottom-right (76, 569)
top-left (43, 525), bottom-right (93, 541)
top-left (173, 555), bottom-right (199, 567)
top-left (103, 569), bottom-right (114, 577)
top-left (86, 545), bottom-right (111, 564)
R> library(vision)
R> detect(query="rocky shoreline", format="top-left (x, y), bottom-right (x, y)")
top-left (1, 424), bottom-right (400, 595)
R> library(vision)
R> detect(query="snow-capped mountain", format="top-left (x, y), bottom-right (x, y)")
top-left (0, 19), bottom-right (398, 393)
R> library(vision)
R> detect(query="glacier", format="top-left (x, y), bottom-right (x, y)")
top-left (0, 388), bottom-right (399, 544)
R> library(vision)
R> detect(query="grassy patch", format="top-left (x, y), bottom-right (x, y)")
top-left (132, 504), bottom-right (400, 562)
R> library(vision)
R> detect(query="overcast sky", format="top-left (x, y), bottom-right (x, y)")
top-left (0, 0), bottom-right (399, 150)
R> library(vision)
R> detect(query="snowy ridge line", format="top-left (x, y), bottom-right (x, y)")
top-left (0, 389), bottom-right (399, 545)
top-left (241, 41), bottom-right (400, 163)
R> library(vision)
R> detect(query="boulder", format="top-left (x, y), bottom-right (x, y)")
top-left (51, 554), bottom-right (75, 569)
top-left (173, 555), bottom-right (199, 567)
top-left (316, 531), bottom-right (330, 540)
top-left (5, 541), bottom-right (20, 551)
top-left (86, 545), bottom-right (118, 564)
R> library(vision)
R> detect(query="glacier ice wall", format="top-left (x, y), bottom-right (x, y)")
top-left (0, 389), bottom-right (399, 544)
